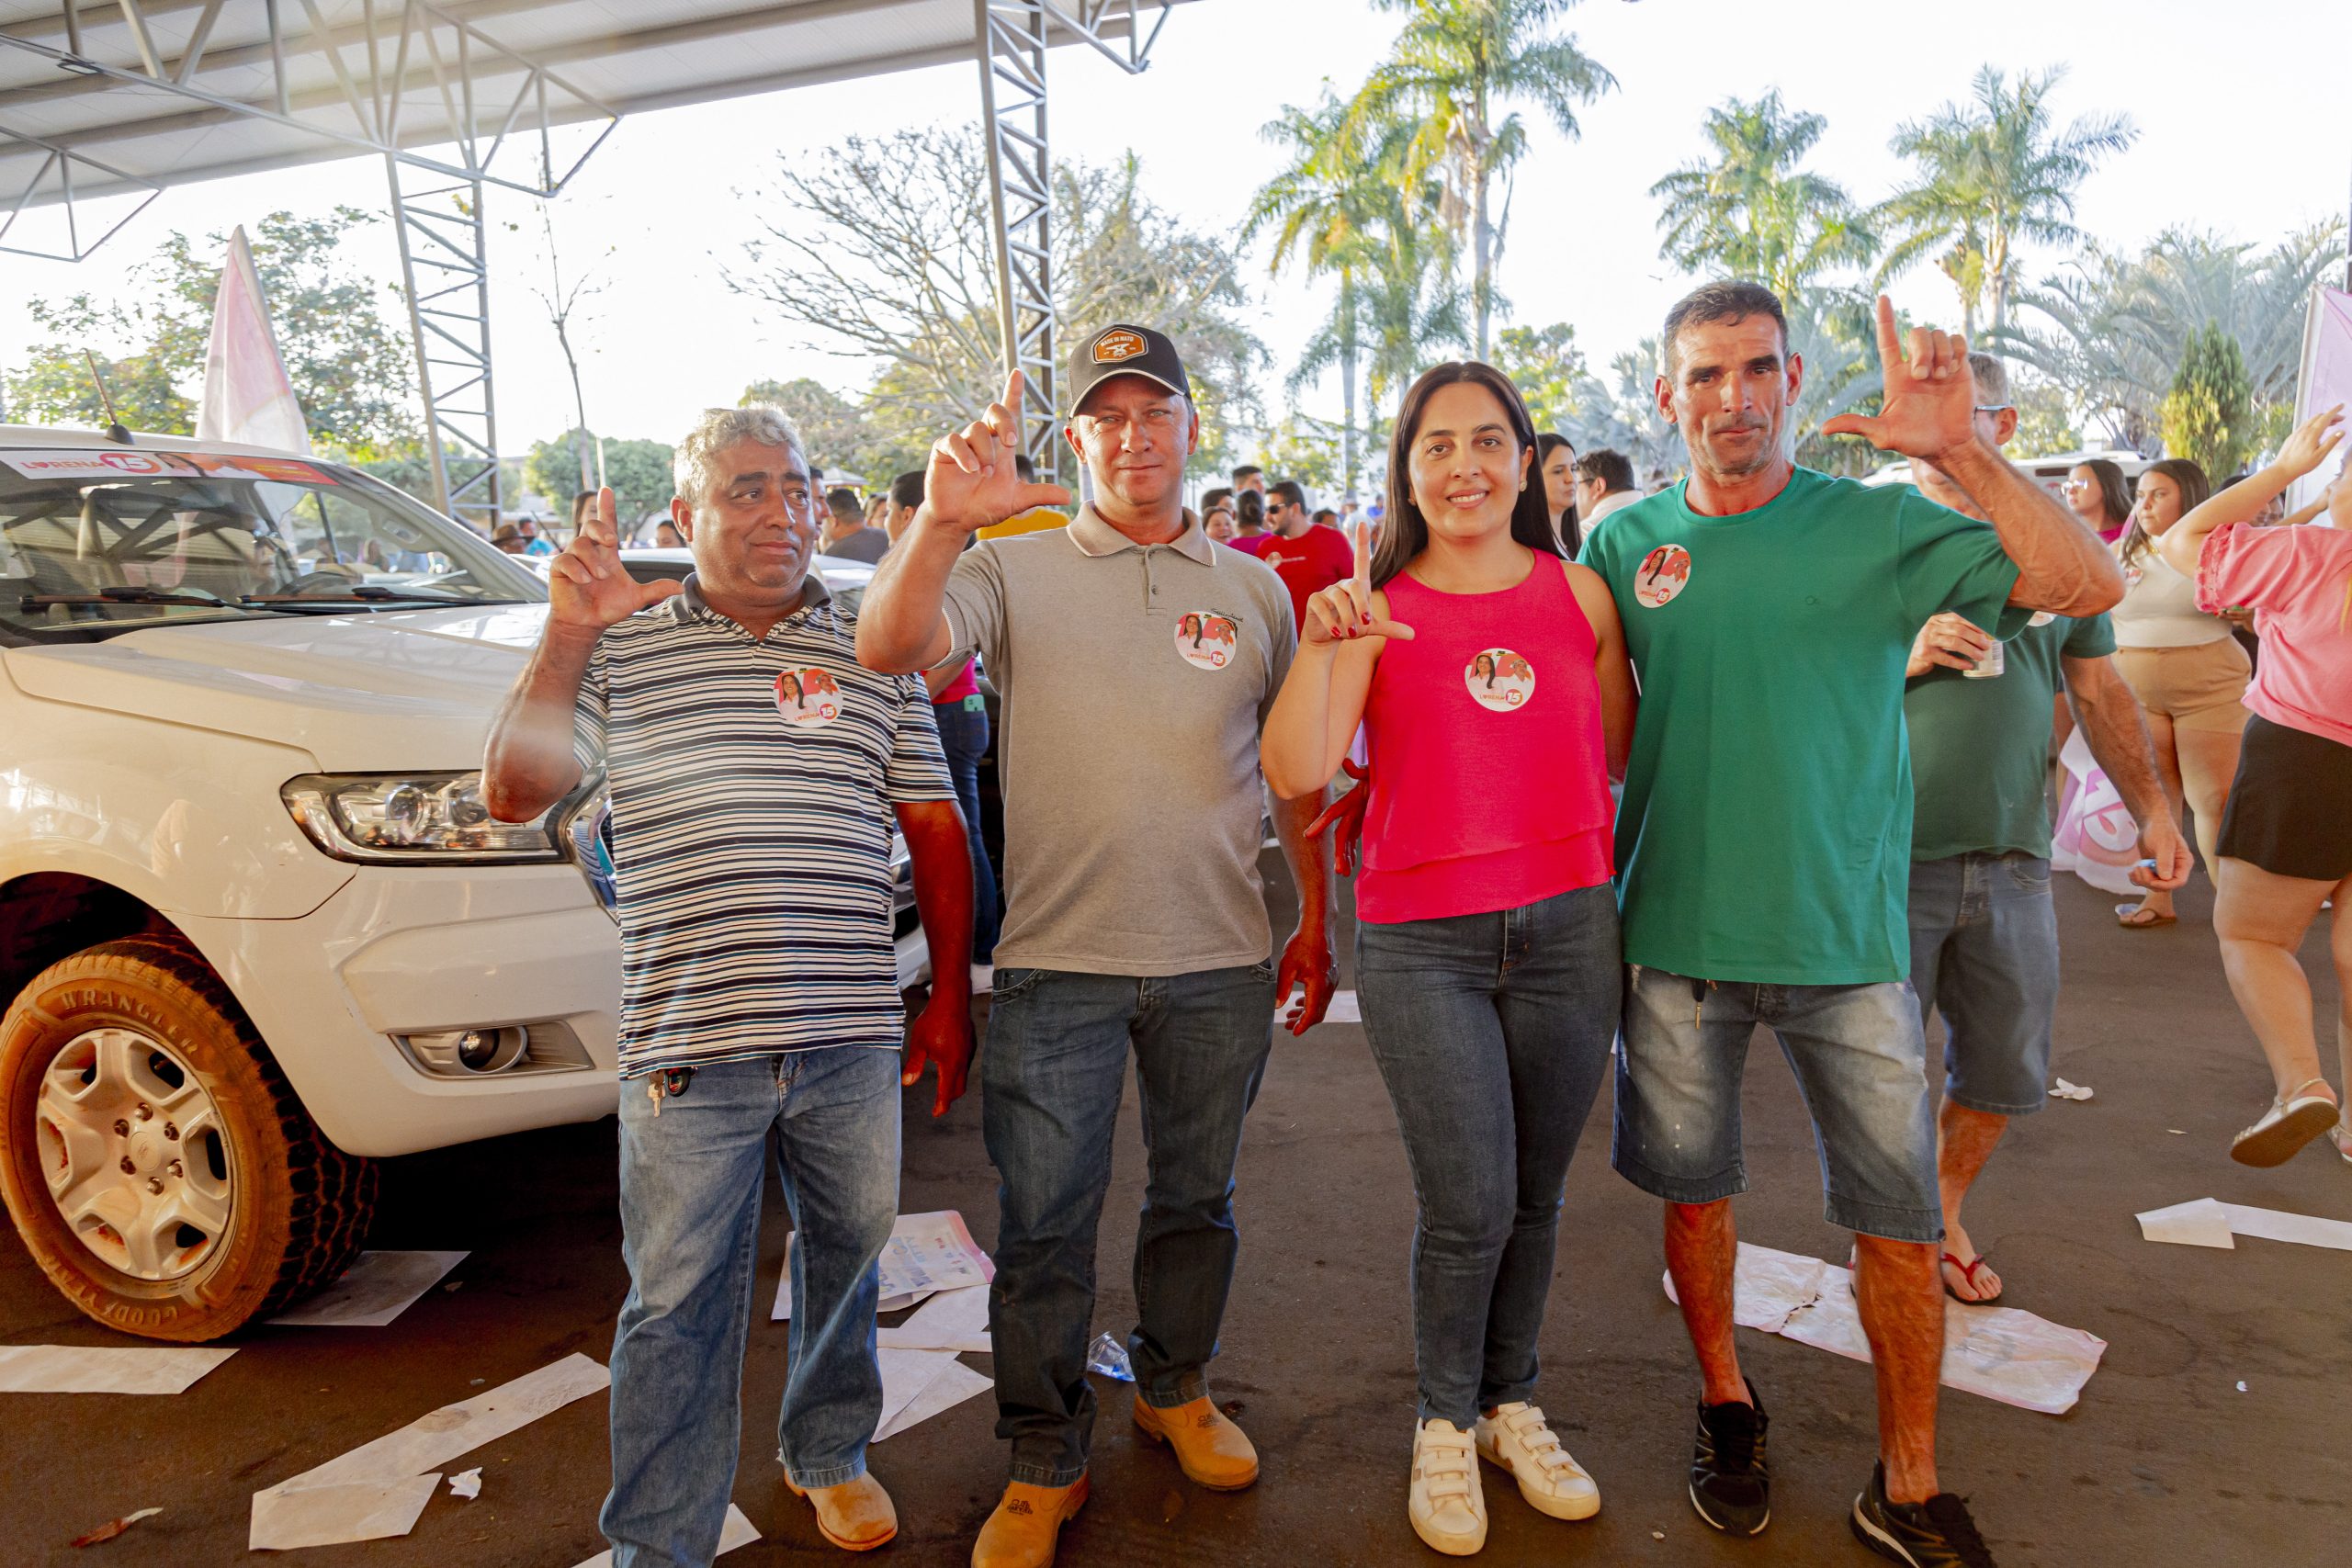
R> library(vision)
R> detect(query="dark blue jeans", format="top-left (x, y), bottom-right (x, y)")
top-left (980, 962), bottom-right (1277, 1484)
top-left (601, 1049), bottom-right (899, 1567)
top-left (933, 694), bottom-right (1001, 961)
top-left (1355, 883), bottom-right (1620, 1427)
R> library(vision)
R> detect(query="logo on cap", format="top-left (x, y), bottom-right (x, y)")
top-left (1092, 329), bottom-right (1148, 365)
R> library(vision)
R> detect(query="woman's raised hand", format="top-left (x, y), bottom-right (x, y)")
top-left (2277, 402), bottom-right (2346, 480)
top-left (1304, 519), bottom-right (1416, 647)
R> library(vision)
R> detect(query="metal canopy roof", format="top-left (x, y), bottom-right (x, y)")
top-left (0, 0), bottom-right (1182, 222)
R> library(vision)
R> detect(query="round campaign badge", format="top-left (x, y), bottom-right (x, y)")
top-left (1634, 543), bottom-right (1693, 608)
top-left (2122, 562), bottom-right (2145, 589)
top-left (1174, 612), bottom-right (1239, 671)
top-left (2029, 611), bottom-right (2058, 627)
top-left (1464, 649), bottom-right (1536, 712)
top-left (775, 667), bottom-right (842, 728)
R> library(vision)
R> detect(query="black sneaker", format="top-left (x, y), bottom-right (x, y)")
top-left (1688, 1380), bottom-right (1770, 1534)
top-left (1850, 1461), bottom-right (1998, 1566)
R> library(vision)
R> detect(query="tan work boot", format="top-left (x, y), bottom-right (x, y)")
top-left (1132, 1394), bottom-right (1260, 1491)
top-left (785, 1472), bottom-right (899, 1551)
top-left (971, 1474), bottom-right (1091, 1568)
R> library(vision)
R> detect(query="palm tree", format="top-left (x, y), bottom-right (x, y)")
top-left (1355, 0), bottom-right (1614, 358)
top-left (1650, 92), bottom-right (1877, 299)
top-left (1245, 89), bottom-right (1385, 498)
top-left (1877, 65), bottom-right (2135, 340)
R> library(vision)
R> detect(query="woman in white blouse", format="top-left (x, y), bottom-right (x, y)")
top-left (2109, 458), bottom-right (2250, 927)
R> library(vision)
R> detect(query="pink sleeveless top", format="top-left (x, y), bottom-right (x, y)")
top-left (1357, 556), bottom-right (1615, 922)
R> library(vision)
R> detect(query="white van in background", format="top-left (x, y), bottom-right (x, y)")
top-left (0, 427), bottom-right (923, 1341)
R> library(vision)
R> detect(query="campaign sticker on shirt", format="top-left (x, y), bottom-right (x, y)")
top-left (1464, 649), bottom-right (1536, 711)
top-left (2029, 611), bottom-right (2058, 627)
top-left (1634, 543), bottom-right (1693, 607)
top-left (1174, 612), bottom-right (1239, 670)
top-left (2122, 563), bottom-right (2145, 589)
top-left (775, 667), bottom-right (842, 727)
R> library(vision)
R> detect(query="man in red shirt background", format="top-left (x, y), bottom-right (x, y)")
top-left (1233, 479), bottom-right (1354, 631)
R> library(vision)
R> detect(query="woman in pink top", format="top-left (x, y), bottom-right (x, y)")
top-left (1261, 363), bottom-right (1636, 1557)
top-left (2157, 403), bottom-right (2352, 1167)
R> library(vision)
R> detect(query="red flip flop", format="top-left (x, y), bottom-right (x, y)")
top-left (1940, 1252), bottom-right (2002, 1305)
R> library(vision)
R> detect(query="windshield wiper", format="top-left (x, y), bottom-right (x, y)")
top-left (20, 585), bottom-right (240, 610)
top-left (240, 586), bottom-right (505, 606)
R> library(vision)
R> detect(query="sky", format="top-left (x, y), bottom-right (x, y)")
top-left (4, 0), bottom-right (2347, 468)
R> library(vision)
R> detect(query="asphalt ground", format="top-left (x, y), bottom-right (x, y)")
top-left (3, 856), bottom-right (2346, 1568)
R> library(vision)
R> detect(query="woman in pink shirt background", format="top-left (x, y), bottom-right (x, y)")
top-left (2158, 403), bottom-right (2352, 1168)
top-left (1261, 362), bottom-right (1636, 1558)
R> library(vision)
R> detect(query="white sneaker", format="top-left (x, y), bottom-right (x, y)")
top-left (1409, 1419), bottom-right (1487, 1556)
top-left (1475, 1402), bottom-right (1600, 1521)
top-left (969, 964), bottom-right (994, 995)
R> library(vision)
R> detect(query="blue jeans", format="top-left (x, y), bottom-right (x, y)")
top-left (601, 1049), bottom-right (899, 1567)
top-left (1612, 966), bottom-right (1942, 1243)
top-left (1907, 853), bottom-right (2060, 1116)
top-left (1355, 883), bottom-right (1620, 1427)
top-left (981, 962), bottom-right (1277, 1485)
top-left (933, 694), bottom-right (1001, 961)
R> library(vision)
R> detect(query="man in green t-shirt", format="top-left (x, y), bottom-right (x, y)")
top-left (1901, 355), bottom-right (2189, 1315)
top-left (1578, 282), bottom-right (2121, 1566)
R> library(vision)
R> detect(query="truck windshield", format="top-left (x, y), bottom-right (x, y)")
top-left (0, 449), bottom-right (546, 642)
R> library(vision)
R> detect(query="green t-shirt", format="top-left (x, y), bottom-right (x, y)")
top-left (1906, 605), bottom-right (2116, 863)
top-left (1579, 467), bottom-right (2025, 985)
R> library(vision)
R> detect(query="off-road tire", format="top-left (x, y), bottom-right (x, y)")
top-left (0, 935), bottom-right (376, 1341)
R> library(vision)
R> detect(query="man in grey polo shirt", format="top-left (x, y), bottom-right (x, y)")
top-left (485, 406), bottom-right (976, 1565)
top-left (860, 326), bottom-right (1337, 1568)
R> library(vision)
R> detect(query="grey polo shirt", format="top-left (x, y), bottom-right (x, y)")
top-left (942, 505), bottom-right (1295, 976)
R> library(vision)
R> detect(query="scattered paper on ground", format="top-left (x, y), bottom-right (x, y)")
top-left (775, 1211), bottom-right (994, 1322)
top-left (2142, 1198), bottom-right (2352, 1253)
top-left (2049, 1078), bottom-right (2094, 1101)
top-left (2137, 1198), bottom-right (2236, 1248)
top-left (874, 1352), bottom-right (991, 1443)
top-left (249, 1352), bottom-right (608, 1550)
top-left (0, 1345), bottom-right (235, 1395)
top-left (570, 1504), bottom-right (759, 1567)
top-left (1663, 1242), bottom-right (2105, 1416)
top-left (876, 1284), bottom-right (991, 1353)
top-left (447, 1468), bottom-right (481, 1499)
top-left (268, 1251), bottom-right (469, 1327)
top-left (70, 1506), bottom-right (162, 1547)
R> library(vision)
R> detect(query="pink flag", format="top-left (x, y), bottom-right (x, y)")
top-left (195, 226), bottom-right (311, 454)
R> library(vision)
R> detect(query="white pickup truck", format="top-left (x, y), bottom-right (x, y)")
top-left (0, 426), bottom-right (920, 1340)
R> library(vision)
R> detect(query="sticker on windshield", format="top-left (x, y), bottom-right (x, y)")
top-left (1465, 649), bottom-right (1535, 711)
top-left (775, 667), bottom-right (842, 728)
top-left (1, 449), bottom-right (335, 484)
top-left (1634, 544), bottom-right (1692, 608)
top-left (1174, 612), bottom-right (1238, 670)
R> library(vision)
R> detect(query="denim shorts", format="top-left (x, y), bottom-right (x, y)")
top-left (1907, 852), bottom-right (2059, 1117)
top-left (1611, 965), bottom-right (1942, 1243)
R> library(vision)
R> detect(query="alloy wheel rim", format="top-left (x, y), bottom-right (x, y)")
top-left (34, 1027), bottom-right (233, 1281)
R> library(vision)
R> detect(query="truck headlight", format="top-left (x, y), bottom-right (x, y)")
top-left (282, 773), bottom-right (563, 863)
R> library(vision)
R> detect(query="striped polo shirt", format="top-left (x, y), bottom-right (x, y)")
top-left (571, 574), bottom-right (953, 1077)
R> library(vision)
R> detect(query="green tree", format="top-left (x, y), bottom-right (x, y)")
top-left (1247, 87), bottom-right (1390, 498)
top-left (725, 130), bottom-right (1263, 474)
top-left (1877, 66), bottom-right (2135, 339)
top-left (1649, 91), bottom-right (1877, 299)
top-left (2008, 373), bottom-right (2081, 457)
top-left (525, 429), bottom-right (676, 532)
top-left (4, 208), bottom-right (421, 459)
top-left (1260, 413), bottom-right (1347, 496)
top-left (2160, 323), bottom-right (2256, 479)
top-left (1490, 321), bottom-right (1586, 434)
top-left (740, 377), bottom-right (900, 483)
top-left (1356, 0), bottom-right (1614, 358)
top-left (1998, 218), bottom-right (2343, 454)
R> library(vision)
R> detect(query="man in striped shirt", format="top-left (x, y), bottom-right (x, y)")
top-left (485, 405), bottom-right (975, 1564)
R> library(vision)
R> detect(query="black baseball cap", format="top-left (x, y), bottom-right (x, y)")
top-left (1066, 322), bottom-right (1193, 418)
